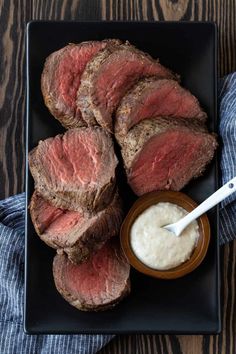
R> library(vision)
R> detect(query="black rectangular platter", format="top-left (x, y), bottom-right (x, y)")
top-left (25, 21), bottom-right (220, 334)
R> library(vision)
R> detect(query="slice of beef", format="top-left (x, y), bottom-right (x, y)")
top-left (53, 239), bottom-right (130, 311)
top-left (77, 42), bottom-right (177, 133)
top-left (30, 191), bottom-right (123, 264)
top-left (41, 40), bottom-right (120, 129)
top-left (115, 78), bottom-right (207, 140)
top-left (28, 127), bottom-right (118, 212)
top-left (121, 117), bottom-right (217, 195)
top-left (29, 191), bottom-right (64, 235)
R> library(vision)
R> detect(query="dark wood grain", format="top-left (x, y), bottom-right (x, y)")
top-left (0, 0), bottom-right (31, 198)
top-left (0, 0), bottom-right (235, 353)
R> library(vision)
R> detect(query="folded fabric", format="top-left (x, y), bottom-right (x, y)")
top-left (219, 72), bottom-right (236, 244)
top-left (0, 73), bottom-right (236, 353)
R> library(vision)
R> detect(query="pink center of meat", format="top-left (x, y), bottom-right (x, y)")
top-left (34, 195), bottom-right (64, 233)
top-left (46, 211), bottom-right (83, 236)
top-left (33, 194), bottom-right (84, 245)
top-left (129, 130), bottom-right (204, 195)
top-left (40, 130), bottom-right (112, 187)
top-left (63, 242), bottom-right (128, 305)
top-left (127, 82), bottom-right (203, 131)
top-left (95, 50), bottom-right (171, 119)
top-left (55, 43), bottom-right (105, 112)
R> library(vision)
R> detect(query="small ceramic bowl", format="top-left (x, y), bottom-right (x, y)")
top-left (120, 191), bottom-right (211, 279)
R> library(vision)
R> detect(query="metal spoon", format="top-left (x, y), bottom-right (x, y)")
top-left (164, 176), bottom-right (236, 237)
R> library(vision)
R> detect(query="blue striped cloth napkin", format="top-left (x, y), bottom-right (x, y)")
top-left (0, 72), bottom-right (235, 353)
top-left (219, 73), bottom-right (236, 243)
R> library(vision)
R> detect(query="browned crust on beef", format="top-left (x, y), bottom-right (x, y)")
top-left (120, 117), bottom-right (212, 170)
top-left (77, 42), bottom-right (123, 128)
top-left (41, 40), bottom-right (121, 129)
top-left (30, 190), bottom-right (124, 264)
top-left (53, 245), bottom-right (131, 311)
top-left (77, 42), bottom-right (178, 133)
top-left (29, 191), bottom-right (45, 236)
top-left (41, 43), bottom-right (84, 129)
top-left (28, 127), bottom-right (118, 212)
top-left (115, 78), bottom-right (207, 141)
top-left (33, 178), bottom-right (117, 213)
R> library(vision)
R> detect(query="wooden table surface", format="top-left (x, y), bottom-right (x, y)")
top-left (0, 1), bottom-right (235, 353)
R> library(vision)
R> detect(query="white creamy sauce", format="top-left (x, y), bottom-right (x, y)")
top-left (130, 202), bottom-right (199, 270)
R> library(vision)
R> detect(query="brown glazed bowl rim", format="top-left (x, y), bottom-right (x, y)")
top-left (120, 191), bottom-right (211, 279)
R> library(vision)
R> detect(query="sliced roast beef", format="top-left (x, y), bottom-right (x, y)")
top-left (77, 42), bottom-right (177, 133)
top-left (115, 78), bottom-right (207, 140)
top-left (30, 191), bottom-right (123, 264)
top-left (121, 117), bottom-right (217, 195)
top-left (28, 127), bottom-right (118, 212)
top-left (53, 239), bottom-right (130, 311)
top-left (29, 191), bottom-right (64, 235)
top-left (41, 40), bottom-right (120, 129)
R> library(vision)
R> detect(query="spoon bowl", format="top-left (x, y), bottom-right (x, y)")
top-left (120, 191), bottom-right (211, 279)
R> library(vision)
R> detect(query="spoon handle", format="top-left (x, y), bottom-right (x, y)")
top-left (176, 176), bottom-right (236, 235)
